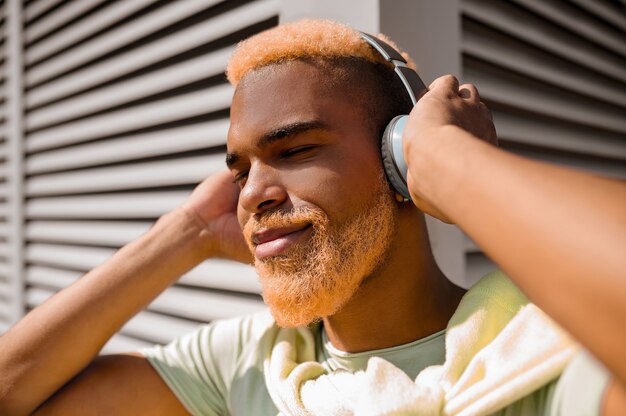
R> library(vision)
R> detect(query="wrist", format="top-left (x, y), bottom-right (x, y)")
top-left (406, 125), bottom-right (477, 221)
top-left (149, 206), bottom-right (216, 261)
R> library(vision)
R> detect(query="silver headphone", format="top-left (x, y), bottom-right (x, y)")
top-left (360, 33), bottom-right (427, 200)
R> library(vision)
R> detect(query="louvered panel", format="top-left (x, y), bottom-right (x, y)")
top-left (26, 154), bottom-right (224, 196)
top-left (24, 279), bottom-right (264, 341)
top-left (26, 191), bottom-right (189, 219)
top-left (464, 63), bottom-right (625, 134)
top-left (25, 0), bottom-right (107, 44)
top-left (26, 0), bottom-right (157, 62)
top-left (0, 0), bottom-right (13, 334)
top-left (26, 220), bottom-right (152, 246)
top-left (463, 19), bottom-right (625, 107)
top-left (509, 0), bottom-right (626, 55)
top-left (22, 0), bottom-right (279, 349)
top-left (491, 108), bottom-right (626, 160)
top-left (27, 47), bottom-right (234, 130)
top-left (26, 119), bottom-right (229, 174)
top-left (26, 0), bottom-right (278, 108)
top-left (26, 245), bottom-right (260, 294)
top-left (461, 0), bottom-right (626, 283)
top-left (24, 0), bottom-right (64, 23)
top-left (121, 310), bottom-right (202, 345)
top-left (26, 85), bottom-right (233, 152)
top-left (150, 286), bottom-right (266, 322)
top-left (463, 0), bottom-right (626, 82)
top-left (26, 0), bottom-right (223, 84)
top-left (570, 0), bottom-right (626, 30)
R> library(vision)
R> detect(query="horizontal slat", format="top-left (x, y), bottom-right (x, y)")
top-left (181, 261), bottom-right (260, 294)
top-left (26, 220), bottom-right (152, 246)
top-left (121, 310), bottom-right (200, 345)
top-left (493, 109), bottom-right (626, 160)
top-left (26, 0), bottom-right (223, 85)
top-left (150, 285), bottom-right (265, 322)
top-left (463, 21), bottom-right (626, 107)
top-left (0, 301), bottom-right (13, 322)
top-left (26, 243), bottom-right (115, 270)
top-left (0, 222), bottom-right (8, 238)
top-left (465, 64), bottom-right (626, 134)
top-left (24, 286), bottom-right (56, 306)
top-left (25, 273), bottom-right (265, 324)
top-left (0, 262), bottom-right (10, 277)
top-left (26, 265), bottom-right (82, 289)
top-left (25, 0), bottom-right (64, 23)
top-left (26, 84), bottom-right (233, 152)
top-left (101, 332), bottom-right (154, 354)
top-left (25, 0), bottom-right (108, 44)
top-left (463, 0), bottom-right (626, 82)
top-left (27, 46), bottom-right (233, 130)
top-left (26, 153), bottom-right (223, 196)
top-left (569, 0), bottom-right (626, 31)
top-left (510, 146), bottom-right (626, 179)
top-left (0, 280), bottom-right (12, 298)
top-left (510, 0), bottom-right (626, 56)
top-left (26, 0), bottom-right (279, 108)
top-left (26, 119), bottom-right (229, 174)
top-left (25, 246), bottom-right (261, 294)
top-left (26, 0), bottom-right (156, 62)
top-left (26, 191), bottom-right (189, 219)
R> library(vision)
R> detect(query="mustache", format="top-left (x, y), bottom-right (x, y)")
top-left (243, 206), bottom-right (325, 237)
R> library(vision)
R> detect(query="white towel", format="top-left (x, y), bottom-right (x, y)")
top-left (263, 271), bottom-right (579, 416)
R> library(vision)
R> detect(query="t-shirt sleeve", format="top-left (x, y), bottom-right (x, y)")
top-left (139, 316), bottom-right (256, 416)
top-left (544, 349), bottom-right (611, 416)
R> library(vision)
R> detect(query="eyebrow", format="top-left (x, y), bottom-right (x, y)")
top-left (226, 120), bottom-right (329, 168)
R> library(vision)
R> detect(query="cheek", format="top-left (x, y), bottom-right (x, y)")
top-left (284, 152), bottom-right (385, 221)
top-left (237, 202), bottom-right (249, 229)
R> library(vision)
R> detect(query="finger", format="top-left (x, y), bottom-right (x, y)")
top-left (479, 102), bottom-right (493, 121)
top-left (428, 74), bottom-right (459, 98)
top-left (459, 83), bottom-right (480, 102)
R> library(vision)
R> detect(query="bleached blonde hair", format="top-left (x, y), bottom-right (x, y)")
top-left (226, 19), bottom-right (416, 86)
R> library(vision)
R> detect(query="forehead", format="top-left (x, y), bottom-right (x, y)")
top-left (227, 61), bottom-right (363, 149)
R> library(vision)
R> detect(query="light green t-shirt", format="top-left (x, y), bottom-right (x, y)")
top-left (141, 310), bottom-right (609, 416)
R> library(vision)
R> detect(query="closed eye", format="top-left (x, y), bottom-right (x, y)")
top-left (232, 171), bottom-right (248, 187)
top-left (281, 145), bottom-right (318, 158)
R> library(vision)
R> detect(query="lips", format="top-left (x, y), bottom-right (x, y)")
top-left (252, 223), bottom-right (312, 259)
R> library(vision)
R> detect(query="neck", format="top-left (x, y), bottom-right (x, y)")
top-left (322, 208), bottom-right (465, 353)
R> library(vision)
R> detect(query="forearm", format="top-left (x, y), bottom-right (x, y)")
top-left (0, 207), bottom-right (210, 414)
top-left (415, 126), bottom-right (626, 383)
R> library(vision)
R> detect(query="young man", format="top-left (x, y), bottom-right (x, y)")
top-left (1, 19), bottom-right (624, 415)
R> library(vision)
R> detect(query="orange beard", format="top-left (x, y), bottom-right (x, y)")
top-left (244, 176), bottom-right (397, 327)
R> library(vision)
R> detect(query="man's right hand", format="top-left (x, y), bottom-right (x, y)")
top-left (182, 170), bottom-right (252, 264)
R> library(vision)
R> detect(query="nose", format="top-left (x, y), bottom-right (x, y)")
top-left (239, 163), bottom-right (288, 214)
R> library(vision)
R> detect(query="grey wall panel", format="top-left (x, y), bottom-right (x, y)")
top-left (15, 0), bottom-right (280, 349)
top-left (461, 0), bottom-right (626, 281)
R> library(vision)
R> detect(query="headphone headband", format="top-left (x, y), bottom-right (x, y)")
top-left (359, 32), bottom-right (426, 105)
top-left (360, 32), bottom-right (426, 200)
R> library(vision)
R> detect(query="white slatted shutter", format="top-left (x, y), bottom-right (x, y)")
top-left (1, 0), bottom-right (27, 333)
top-left (0, 0), bottom-right (10, 332)
top-left (22, 0), bottom-right (279, 353)
top-left (461, 0), bottom-right (626, 282)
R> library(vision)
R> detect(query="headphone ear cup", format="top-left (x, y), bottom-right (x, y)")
top-left (381, 115), bottom-right (411, 200)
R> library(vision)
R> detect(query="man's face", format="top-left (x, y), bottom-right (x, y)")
top-left (227, 60), bottom-right (398, 327)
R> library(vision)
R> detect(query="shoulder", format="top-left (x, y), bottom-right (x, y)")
top-left (140, 310), bottom-right (277, 415)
